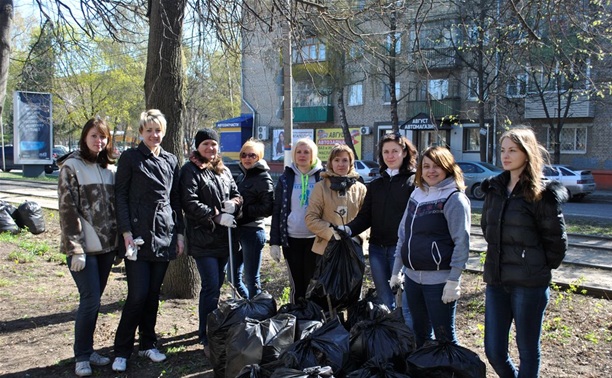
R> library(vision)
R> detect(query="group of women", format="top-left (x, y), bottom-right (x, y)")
top-left (59, 110), bottom-right (567, 378)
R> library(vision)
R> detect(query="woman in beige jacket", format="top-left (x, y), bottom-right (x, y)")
top-left (305, 144), bottom-right (367, 256)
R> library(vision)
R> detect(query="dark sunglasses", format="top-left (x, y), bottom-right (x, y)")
top-left (240, 152), bottom-right (258, 159)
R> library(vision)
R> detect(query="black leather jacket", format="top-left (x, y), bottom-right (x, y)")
top-left (481, 171), bottom-right (568, 287)
top-left (236, 160), bottom-right (274, 226)
top-left (346, 170), bottom-right (415, 246)
top-left (179, 158), bottom-right (242, 258)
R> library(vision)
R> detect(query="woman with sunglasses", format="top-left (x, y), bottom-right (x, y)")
top-left (230, 139), bottom-right (274, 299)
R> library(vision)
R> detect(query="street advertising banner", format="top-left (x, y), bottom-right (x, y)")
top-left (315, 128), bottom-right (362, 162)
top-left (13, 91), bottom-right (53, 164)
top-left (272, 128), bottom-right (314, 161)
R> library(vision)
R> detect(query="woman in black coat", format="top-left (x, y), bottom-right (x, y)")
top-left (231, 139), bottom-right (274, 299)
top-left (179, 128), bottom-right (242, 359)
top-left (112, 109), bottom-right (184, 373)
top-left (481, 127), bottom-right (568, 378)
top-left (340, 133), bottom-right (417, 319)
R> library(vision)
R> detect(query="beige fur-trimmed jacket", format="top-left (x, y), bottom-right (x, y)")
top-left (305, 170), bottom-right (367, 255)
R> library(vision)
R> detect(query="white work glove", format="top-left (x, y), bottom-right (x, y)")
top-left (70, 254), bottom-right (86, 272)
top-left (270, 245), bottom-right (282, 263)
top-left (442, 280), bottom-right (461, 304)
top-left (336, 225), bottom-right (351, 237)
top-left (222, 200), bottom-right (236, 214)
top-left (389, 273), bottom-right (404, 291)
top-left (214, 213), bottom-right (236, 228)
top-left (125, 237), bottom-right (144, 261)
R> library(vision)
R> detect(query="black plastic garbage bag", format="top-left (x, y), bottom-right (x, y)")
top-left (225, 314), bottom-right (297, 378)
top-left (344, 288), bottom-right (390, 331)
top-left (270, 365), bottom-right (334, 378)
top-left (278, 298), bottom-right (325, 340)
top-left (280, 317), bottom-right (349, 374)
top-left (208, 291), bottom-right (277, 378)
top-left (0, 200), bottom-right (17, 217)
top-left (406, 340), bottom-right (486, 378)
top-left (346, 356), bottom-right (412, 378)
top-left (0, 205), bottom-right (19, 234)
top-left (237, 360), bottom-right (286, 378)
top-left (14, 201), bottom-right (45, 234)
top-left (306, 235), bottom-right (365, 311)
top-left (346, 309), bottom-right (415, 373)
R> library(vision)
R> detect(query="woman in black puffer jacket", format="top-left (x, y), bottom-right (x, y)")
top-left (481, 127), bottom-right (568, 378)
top-left (179, 128), bottom-right (242, 358)
top-left (231, 139), bottom-right (274, 299)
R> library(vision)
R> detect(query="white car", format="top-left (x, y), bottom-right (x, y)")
top-left (354, 160), bottom-right (380, 183)
top-left (543, 164), bottom-right (596, 201)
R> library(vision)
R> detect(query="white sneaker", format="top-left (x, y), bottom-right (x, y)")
top-left (75, 361), bottom-right (92, 377)
top-left (89, 351), bottom-right (110, 366)
top-left (112, 357), bottom-right (127, 372)
top-left (138, 348), bottom-right (167, 362)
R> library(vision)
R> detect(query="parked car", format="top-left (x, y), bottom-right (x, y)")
top-left (354, 159), bottom-right (380, 184)
top-left (222, 155), bottom-right (242, 181)
top-left (543, 164), bottom-right (596, 201)
top-left (0, 145), bottom-right (57, 174)
top-left (457, 161), bottom-right (503, 200)
top-left (53, 145), bottom-right (69, 159)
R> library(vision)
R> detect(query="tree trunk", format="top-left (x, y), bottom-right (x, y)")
top-left (337, 89), bottom-right (357, 158)
top-left (144, 0), bottom-right (197, 299)
top-left (0, 0), bottom-right (13, 124)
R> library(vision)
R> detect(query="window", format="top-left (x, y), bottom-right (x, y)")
top-left (463, 128), bottom-right (480, 152)
top-left (409, 27), bottom-right (453, 50)
top-left (292, 38), bottom-right (326, 63)
top-left (349, 40), bottom-right (364, 60)
top-left (417, 79), bottom-right (449, 100)
top-left (506, 73), bottom-right (528, 97)
top-left (386, 32), bottom-right (402, 54)
top-left (383, 82), bottom-right (401, 104)
top-left (348, 84), bottom-right (363, 106)
top-left (467, 77), bottom-right (480, 100)
top-left (547, 126), bottom-right (587, 153)
top-left (423, 130), bottom-right (448, 148)
top-left (292, 81), bottom-right (330, 107)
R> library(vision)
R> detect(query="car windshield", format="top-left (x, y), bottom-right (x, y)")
top-left (361, 160), bottom-right (378, 168)
top-left (479, 162), bottom-right (502, 171)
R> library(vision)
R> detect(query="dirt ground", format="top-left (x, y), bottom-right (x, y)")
top-left (0, 209), bottom-right (611, 377)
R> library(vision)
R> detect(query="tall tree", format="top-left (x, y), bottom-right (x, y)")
top-left (508, 0), bottom-right (612, 164)
top-left (0, 0), bottom-right (13, 133)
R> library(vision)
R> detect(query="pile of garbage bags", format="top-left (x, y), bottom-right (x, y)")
top-left (208, 233), bottom-right (486, 378)
top-left (0, 200), bottom-right (45, 235)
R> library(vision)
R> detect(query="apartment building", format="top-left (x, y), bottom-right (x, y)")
top-left (239, 1), bottom-right (612, 186)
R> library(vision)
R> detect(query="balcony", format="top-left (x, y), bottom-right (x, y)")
top-left (293, 106), bottom-right (334, 123)
top-left (524, 92), bottom-right (594, 119)
top-left (406, 98), bottom-right (461, 119)
top-left (412, 48), bottom-right (459, 70)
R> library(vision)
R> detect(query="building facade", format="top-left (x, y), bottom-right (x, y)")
top-left (240, 0), bottom-right (612, 186)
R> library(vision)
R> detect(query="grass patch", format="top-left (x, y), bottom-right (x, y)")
top-left (565, 217), bottom-right (612, 237)
top-left (0, 172), bottom-right (58, 182)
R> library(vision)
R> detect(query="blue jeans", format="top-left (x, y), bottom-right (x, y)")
top-left (485, 284), bottom-right (550, 378)
top-left (114, 259), bottom-right (169, 358)
top-left (194, 255), bottom-right (228, 345)
top-left (69, 252), bottom-right (115, 362)
top-left (368, 244), bottom-right (396, 310)
top-left (404, 277), bottom-right (457, 347)
top-left (231, 227), bottom-right (266, 299)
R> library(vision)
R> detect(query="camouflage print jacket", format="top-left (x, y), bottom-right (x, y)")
top-left (58, 151), bottom-right (118, 256)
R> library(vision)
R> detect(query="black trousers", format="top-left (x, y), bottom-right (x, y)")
top-left (283, 237), bottom-right (319, 303)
